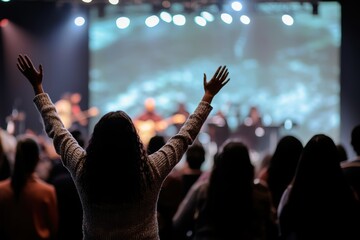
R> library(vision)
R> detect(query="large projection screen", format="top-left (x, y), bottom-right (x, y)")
top-left (89, 2), bottom-right (340, 161)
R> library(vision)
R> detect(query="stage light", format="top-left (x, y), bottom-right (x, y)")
top-left (116, 17), bottom-right (130, 29)
top-left (109, 0), bottom-right (119, 5)
top-left (200, 11), bottom-right (214, 22)
top-left (220, 13), bottom-right (232, 24)
top-left (82, 0), bottom-right (92, 3)
top-left (231, 1), bottom-right (242, 11)
top-left (282, 14), bottom-right (294, 26)
top-left (160, 11), bottom-right (172, 23)
top-left (0, 18), bottom-right (9, 27)
top-left (173, 14), bottom-right (186, 26)
top-left (194, 16), bottom-right (206, 27)
top-left (74, 17), bottom-right (85, 26)
top-left (145, 15), bottom-right (160, 27)
top-left (240, 15), bottom-right (250, 24)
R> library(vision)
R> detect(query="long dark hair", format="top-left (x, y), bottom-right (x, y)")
top-left (280, 134), bottom-right (360, 238)
top-left (267, 135), bottom-right (303, 209)
top-left (83, 111), bottom-right (153, 204)
top-left (198, 140), bottom-right (254, 237)
top-left (11, 136), bottom-right (40, 201)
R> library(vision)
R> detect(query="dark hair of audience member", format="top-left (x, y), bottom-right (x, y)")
top-left (351, 125), bottom-right (360, 156)
top-left (186, 143), bottom-right (206, 170)
top-left (336, 144), bottom-right (348, 163)
top-left (280, 134), bottom-right (360, 238)
top-left (147, 135), bottom-right (166, 155)
top-left (70, 129), bottom-right (85, 148)
top-left (198, 139), bottom-right (254, 234)
top-left (11, 135), bottom-right (40, 201)
top-left (0, 136), bottom-right (11, 181)
top-left (266, 135), bottom-right (303, 209)
top-left (83, 111), bottom-right (152, 204)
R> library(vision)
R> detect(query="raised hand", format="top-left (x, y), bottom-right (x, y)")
top-left (17, 54), bottom-right (44, 94)
top-left (202, 65), bottom-right (230, 103)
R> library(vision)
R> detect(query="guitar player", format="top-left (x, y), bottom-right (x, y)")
top-left (55, 92), bottom-right (99, 132)
top-left (134, 98), bottom-right (166, 147)
top-left (134, 98), bottom-right (187, 147)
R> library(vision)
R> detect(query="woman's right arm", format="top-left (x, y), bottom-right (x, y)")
top-left (17, 54), bottom-right (86, 177)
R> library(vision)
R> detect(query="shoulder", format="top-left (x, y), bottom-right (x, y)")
top-left (33, 176), bottom-right (56, 193)
top-left (0, 179), bottom-right (11, 189)
top-left (341, 158), bottom-right (360, 169)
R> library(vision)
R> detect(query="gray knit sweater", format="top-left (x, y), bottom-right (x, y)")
top-left (33, 93), bottom-right (212, 240)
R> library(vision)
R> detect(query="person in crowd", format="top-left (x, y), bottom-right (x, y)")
top-left (266, 135), bottom-right (303, 211)
top-left (255, 153), bottom-right (272, 184)
top-left (278, 134), bottom-right (360, 240)
top-left (0, 128), bottom-right (17, 173)
top-left (157, 142), bottom-right (207, 240)
top-left (341, 124), bottom-right (360, 199)
top-left (16, 54), bottom-right (230, 240)
top-left (0, 133), bottom-right (11, 181)
top-left (173, 139), bottom-right (278, 240)
top-left (207, 110), bottom-right (230, 149)
top-left (0, 134), bottom-right (58, 240)
top-left (336, 143), bottom-right (348, 163)
top-left (48, 129), bottom-right (84, 240)
top-left (180, 143), bottom-right (206, 198)
top-left (171, 102), bottom-right (190, 133)
top-left (147, 134), bottom-right (166, 155)
top-left (134, 97), bottom-right (167, 146)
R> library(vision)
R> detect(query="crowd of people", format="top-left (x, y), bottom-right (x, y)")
top-left (0, 54), bottom-right (360, 240)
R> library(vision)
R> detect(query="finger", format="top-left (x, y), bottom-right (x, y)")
top-left (18, 55), bottom-right (26, 69)
top-left (16, 63), bottom-right (24, 72)
top-left (222, 78), bottom-right (230, 86)
top-left (217, 66), bottom-right (227, 79)
top-left (24, 55), bottom-right (33, 69)
top-left (221, 72), bottom-right (229, 82)
top-left (39, 64), bottom-right (43, 75)
top-left (203, 73), bottom-right (207, 88)
top-left (213, 66), bottom-right (221, 79)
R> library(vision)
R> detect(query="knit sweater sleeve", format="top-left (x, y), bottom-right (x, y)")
top-left (33, 93), bottom-right (86, 178)
top-left (149, 101), bottom-right (212, 180)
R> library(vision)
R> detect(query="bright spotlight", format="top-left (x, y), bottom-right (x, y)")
top-left (173, 14), bottom-right (186, 26)
top-left (240, 15), bottom-right (250, 24)
top-left (82, 0), bottom-right (92, 3)
top-left (282, 14), bottom-right (294, 26)
top-left (145, 15), bottom-right (160, 27)
top-left (74, 17), bottom-right (85, 26)
top-left (160, 11), bottom-right (172, 23)
top-left (231, 1), bottom-right (243, 11)
top-left (194, 16), bottom-right (206, 26)
top-left (220, 13), bottom-right (233, 24)
top-left (116, 17), bottom-right (130, 29)
top-left (200, 11), bottom-right (214, 22)
top-left (109, 0), bottom-right (119, 5)
top-left (0, 19), bottom-right (9, 27)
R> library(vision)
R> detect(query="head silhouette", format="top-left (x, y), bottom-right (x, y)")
top-left (84, 110), bottom-right (151, 203)
top-left (267, 135), bottom-right (303, 208)
top-left (11, 135), bottom-right (40, 200)
top-left (204, 139), bottom-right (254, 232)
top-left (351, 124), bottom-right (360, 156)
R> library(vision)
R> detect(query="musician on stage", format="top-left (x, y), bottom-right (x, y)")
top-left (134, 98), bottom-right (166, 146)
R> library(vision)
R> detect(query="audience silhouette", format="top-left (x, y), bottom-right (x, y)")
top-left (266, 135), bottom-right (303, 211)
top-left (173, 139), bottom-right (277, 240)
top-left (0, 134), bottom-right (58, 240)
top-left (278, 134), bottom-right (360, 240)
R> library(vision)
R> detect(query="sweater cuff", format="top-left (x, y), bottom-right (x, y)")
top-left (198, 101), bottom-right (213, 112)
top-left (33, 93), bottom-right (52, 109)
